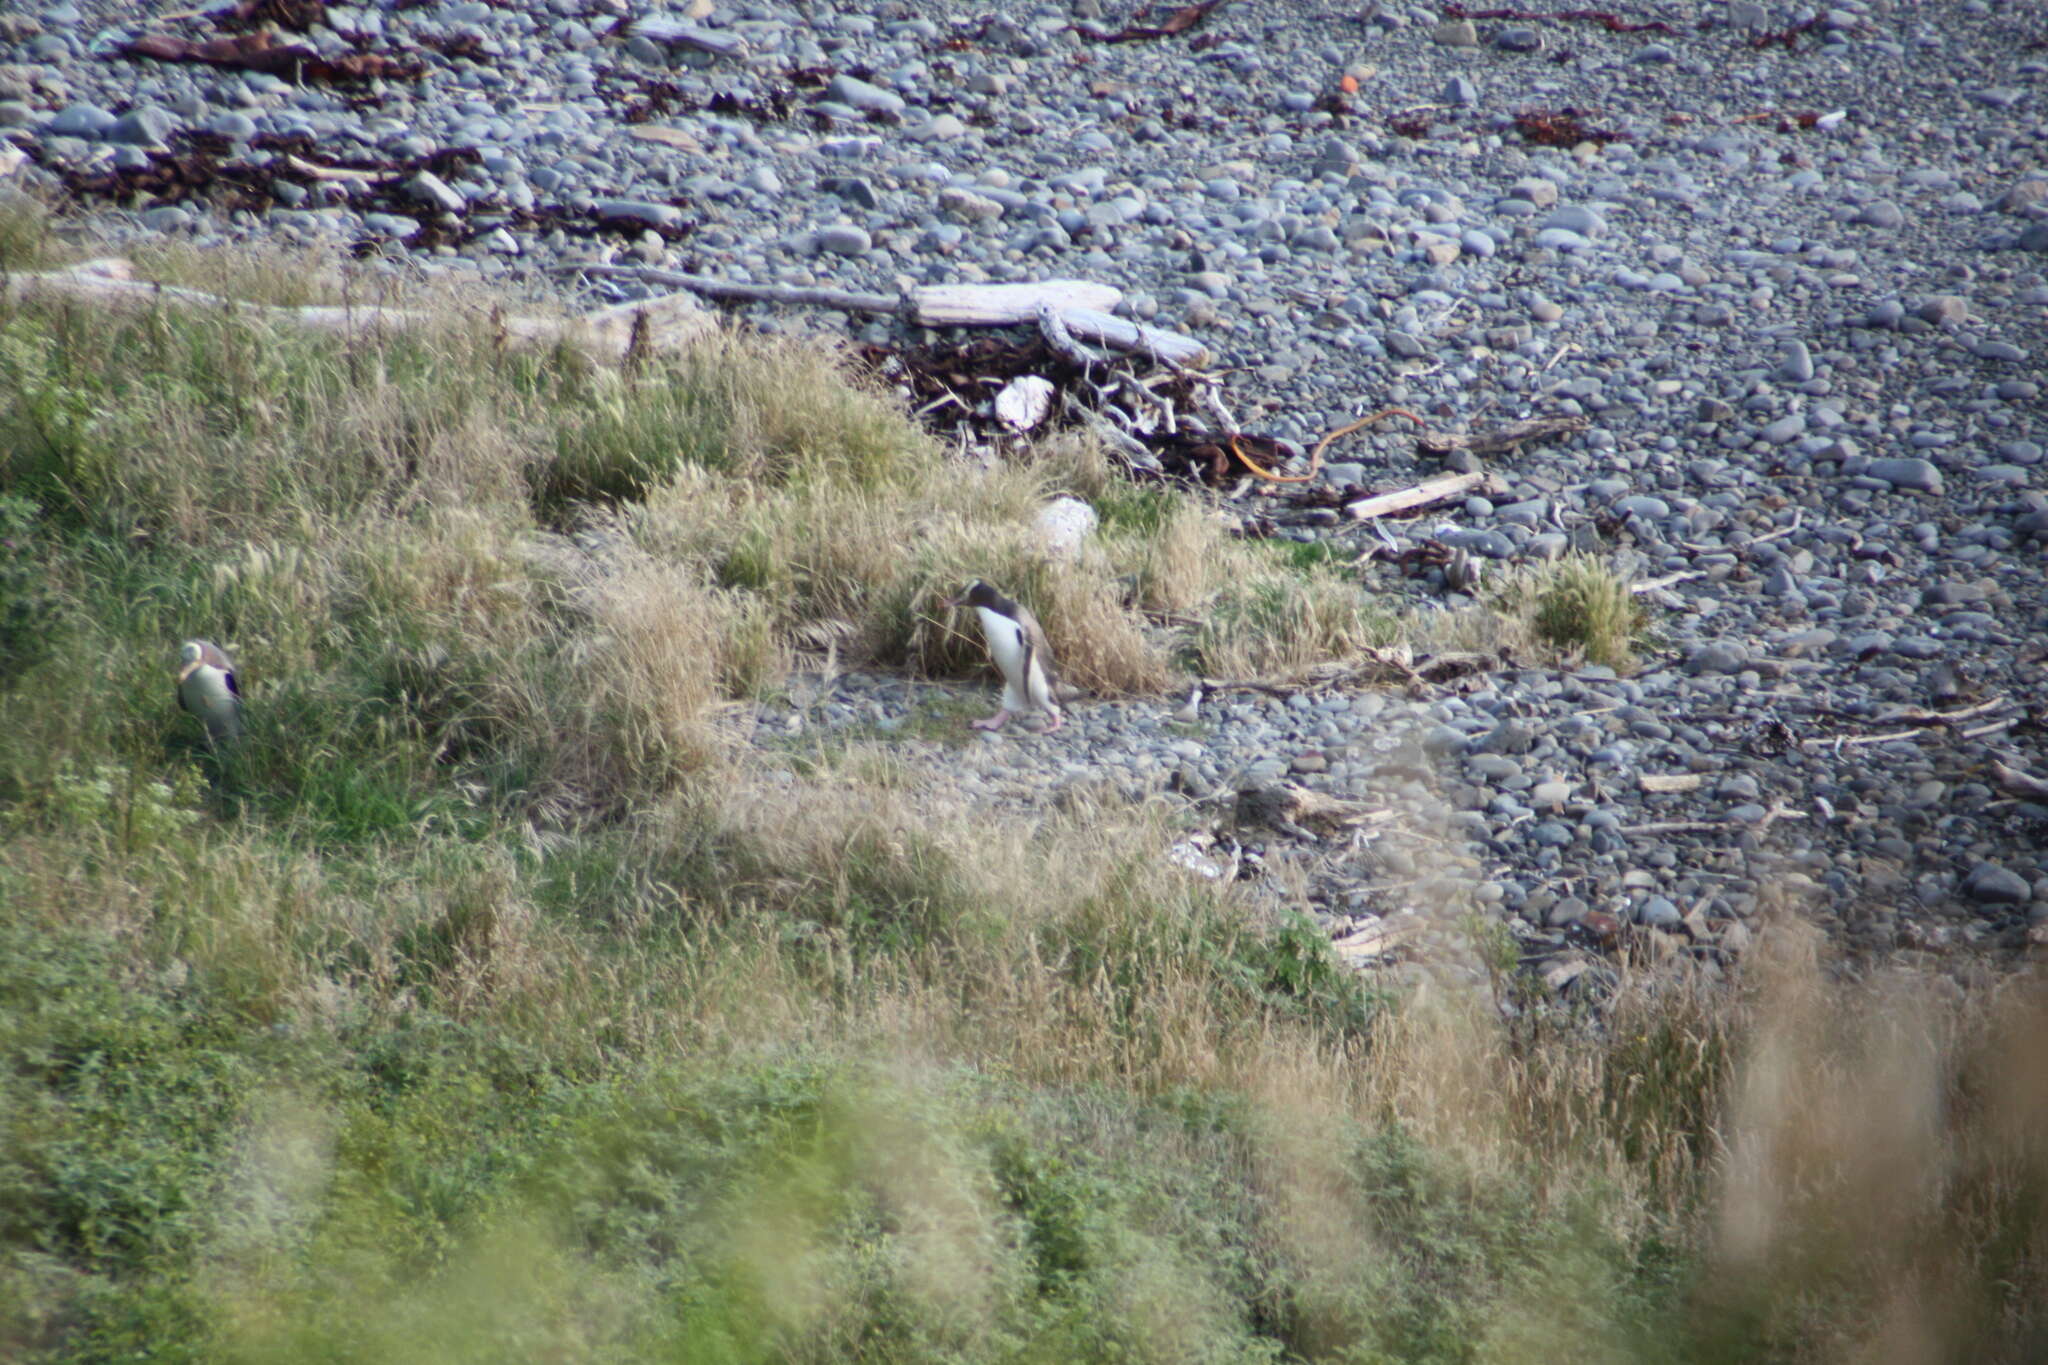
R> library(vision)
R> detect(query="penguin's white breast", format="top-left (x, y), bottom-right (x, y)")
top-left (182, 666), bottom-right (235, 716)
top-left (975, 607), bottom-right (1029, 679)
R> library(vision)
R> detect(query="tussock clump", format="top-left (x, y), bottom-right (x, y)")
top-left (1192, 563), bottom-right (1393, 680)
top-left (1526, 553), bottom-right (1650, 671)
top-left (543, 558), bottom-right (767, 805)
top-left (532, 331), bottom-right (923, 511)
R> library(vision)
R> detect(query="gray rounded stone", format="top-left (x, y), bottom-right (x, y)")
top-left (1864, 458), bottom-right (1944, 494)
top-left (817, 224), bottom-right (872, 256)
top-left (1963, 863), bottom-right (2031, 905)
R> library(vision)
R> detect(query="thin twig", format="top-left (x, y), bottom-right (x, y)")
top-left (1199, 385), bottom-right (1241, 437)
top-left (1122, 376), bottom-right (1177, 435)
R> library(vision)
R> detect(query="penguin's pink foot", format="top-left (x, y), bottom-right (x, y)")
top-left (971, 709), bottom-right (1011, 731)
top-left (1038, 710), bottom-right (1064, 733)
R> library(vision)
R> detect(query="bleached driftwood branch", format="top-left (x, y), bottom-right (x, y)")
top-left (624, 17), bottom-right (750, 59)
top-left (1416, 414), bottom-right (1589, 458)
top-left (554, 263), bottom-right (1211, 365)
top-left (0, 257), bottom-right (713, 363)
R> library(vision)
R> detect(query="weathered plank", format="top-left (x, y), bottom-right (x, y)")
top-left (1345, 471), bottom-right (1489, 521)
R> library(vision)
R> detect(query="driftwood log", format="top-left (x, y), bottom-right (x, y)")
top-left (1330, 915), bottom-right (1422, 966)
top-left (555, 264), bottom-right (1212, 365)
top-left (1345, 470), bottom-right (1500, 521)
top-left (622, 17), bottom-right (750, 59)
top-left (0, 257), bottom-right (713, 363)
top-left (1232, 782), bottom-right (1391, 841)
top-left (1198, 648), bottom-right (1500, 703)
top-left (1417, 415), bottom-right (1589, 458)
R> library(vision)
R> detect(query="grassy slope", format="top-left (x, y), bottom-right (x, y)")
top-left (1, 209), bottom-right (2044, 1362)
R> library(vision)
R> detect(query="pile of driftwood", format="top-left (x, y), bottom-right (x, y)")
top-left (559, 266), bottom-right (1297, 480)
top-left (561, 264), bottom-right (1589, 534)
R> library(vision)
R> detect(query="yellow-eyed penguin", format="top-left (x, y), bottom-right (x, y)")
top-left (942, 581), bottom-right (1063, 733)
top-left (176, 639), bottom-right (242, 745)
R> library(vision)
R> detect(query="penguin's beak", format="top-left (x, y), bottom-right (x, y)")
top-left (939, 593), bottom-right (961, 611)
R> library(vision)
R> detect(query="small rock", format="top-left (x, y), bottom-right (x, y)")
top-left (205, 111), bottom-right (257, 140)
top-left (1916, 294), bottom-right (1969, 326)
top-left (1864, 457), bottom-right (1944, 495)
top-left (1995, 179), bottom-right (2048, 215)
top-left (43, 101), bottom-right (115, 137)
top-left (1963, 863), bottom-right (2030, 905)
top-left (1761, 413), bottom-right (1807, 444)
top-left (817, 224), bottom-right (872, 255)
top-left (937, 187), bottom-right (1004, 223)
top-left (405, 171), bottom-right (465, 213)
top-left (1637, 896), bottom-right (1683, 929)
top-left (1777, 339), bottom-right (1815, 382)
top-left (822, 176), bottom-right (880, 210)
top-left (825, 73), bottom-right (906, 117)
top-left (594, 198), bottom-right (683, 230)
top-left (1033, 496), bottom-right (1097, 558)
top-left (1685, 642), bottom-right (1749, 675)
top-left (105, 106), bottom-right (173, 147)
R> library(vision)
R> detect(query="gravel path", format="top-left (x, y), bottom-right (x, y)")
top-left (7, 0), bottom-right (2045, 992)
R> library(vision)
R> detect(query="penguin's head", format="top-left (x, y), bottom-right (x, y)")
top-left (177, 640), bottom-right (206, 680)
top-left (942, 580), bottom-right (1000, 612)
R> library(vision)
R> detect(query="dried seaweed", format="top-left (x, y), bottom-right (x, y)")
top-left (860, 334), bottom-right (1089, 426)
top-left (56, 132), bottom-right (476, 216)
top-left (1093, 0), bottom-right (1228, 43)
top-left (1149, 432), bottom-right (1311, 488)
top-left (55, 133), bottom-right (269, 213)
top-left (860, 333), bottom-right (1275, 486)
top-left (1750, 17), bottom-right (1821, 49)
top-left (52, 132), bottom-right (682, 254)
top-left (219, 0), bottom-right (330, 32)
top-left (708, 88), bottom-right (797, 122)
top-left (1440, 4), bottom-right (1675, 34)
top-left (414, 30), bottom-right (488, 61)
top-left (600, 71), bottom-right (799, 125)
top-left (1512, 107), bottom-right (1623, 145)
top-left (121, 32), bottom-right (424, 84)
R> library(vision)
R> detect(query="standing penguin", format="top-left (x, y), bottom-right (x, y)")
top-left (942, 581), bottom-right (1063, 733)
top-left (175, 639), bottom-right (242, 745)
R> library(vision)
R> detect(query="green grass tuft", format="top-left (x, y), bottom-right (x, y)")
top-left (1527, 554), bottom-right (1650, 672)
